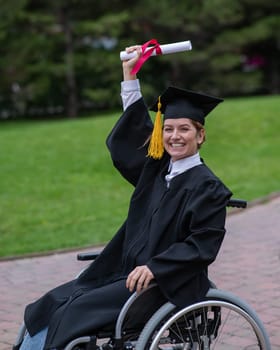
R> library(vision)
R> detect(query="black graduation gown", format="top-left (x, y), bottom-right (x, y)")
top-left (23, 98), bottom-right (232, 349)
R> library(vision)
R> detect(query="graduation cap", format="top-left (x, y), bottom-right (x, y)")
top-left (147, 86), bottom-right (223, 159)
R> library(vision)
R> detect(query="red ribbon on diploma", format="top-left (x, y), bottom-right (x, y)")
top-left (131, 39), bottom-right (162, 75)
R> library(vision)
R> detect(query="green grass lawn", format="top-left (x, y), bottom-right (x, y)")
top-left (0, 95), bottom-right (279, 258)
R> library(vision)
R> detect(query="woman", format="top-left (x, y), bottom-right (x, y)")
top-left (19, 46), bottom-right (232, 350)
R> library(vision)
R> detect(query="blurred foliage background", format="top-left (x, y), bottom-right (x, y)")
top-left (0, 0), bottom-right (279, 119)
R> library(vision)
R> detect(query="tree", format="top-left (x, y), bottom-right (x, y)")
top-left (0, 0), bottom-right (132, 118)
top-left (0, 0), bottom-right (279, 119)
top-left (128, 0), bottom-right (280, 97)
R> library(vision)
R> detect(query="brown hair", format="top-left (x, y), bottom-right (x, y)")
top-left (191, 120), bottom-right (206, 148)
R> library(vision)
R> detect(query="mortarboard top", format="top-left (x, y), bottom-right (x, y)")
top-left (147, 86), bottom-right (223, 160)
top-left (149, 86), bottom-right (223, 125)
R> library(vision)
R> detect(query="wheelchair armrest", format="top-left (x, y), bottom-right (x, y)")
top-left (77, 251), bottom-right (101, 261)
top-left (227, 198), bottom-right (247, 208)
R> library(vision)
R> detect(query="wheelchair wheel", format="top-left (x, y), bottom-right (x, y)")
top-left (136, 299), bottom-right (270, 350)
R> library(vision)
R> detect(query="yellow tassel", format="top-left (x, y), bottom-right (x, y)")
top-left (147, 97), bottom-right (164, 159)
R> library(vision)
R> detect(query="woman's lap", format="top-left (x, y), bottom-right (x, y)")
top-left (22, 278), bottom-right (131, 349)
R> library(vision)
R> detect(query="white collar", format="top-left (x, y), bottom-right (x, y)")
top-left (165, 152), bottom-right (202, 185)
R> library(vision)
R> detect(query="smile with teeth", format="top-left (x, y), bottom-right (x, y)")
top-left (171, 143), bottom-right (185, 148)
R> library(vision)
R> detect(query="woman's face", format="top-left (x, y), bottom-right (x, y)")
top-left (163, 118), bottom-right (205, 161)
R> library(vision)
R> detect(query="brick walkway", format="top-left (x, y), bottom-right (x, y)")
top-left (1, 195), bottom-right (280, 350)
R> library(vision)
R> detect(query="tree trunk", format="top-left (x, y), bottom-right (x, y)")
top-left (58, 7), bottom-right (78, 118)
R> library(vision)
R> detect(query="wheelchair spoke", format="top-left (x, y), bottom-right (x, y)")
top-left (137, 300), bottom-right (268, 350)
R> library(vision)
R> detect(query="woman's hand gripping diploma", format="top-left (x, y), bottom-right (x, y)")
top-left (122, 45), bottom-right (142, 81)
top-left (126, 265), bottom-right (155, 293)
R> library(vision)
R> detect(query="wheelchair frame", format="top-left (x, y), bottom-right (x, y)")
top-left (13, 199), bottom-right (271, 350)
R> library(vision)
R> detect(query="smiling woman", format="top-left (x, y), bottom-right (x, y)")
top-left (148, 83), bottom-right (222, 159)
top-left (16, 45), bottom-right (234, 350)
top-left (163, 118), bottom-right (205, 161)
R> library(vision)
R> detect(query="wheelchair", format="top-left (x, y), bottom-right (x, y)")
top-left (13, 199), bottom-right (271, 350)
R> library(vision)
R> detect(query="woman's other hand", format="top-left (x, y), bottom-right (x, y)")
top-left (126, 265), bottom-right (154, 293)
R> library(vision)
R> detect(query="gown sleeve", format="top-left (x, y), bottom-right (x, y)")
top-left (77, 221), bottom-right (127, 285)
top-left (147, 178), bottom-right (232, 307)
top-left (106, 98), bottom-right (153, 186)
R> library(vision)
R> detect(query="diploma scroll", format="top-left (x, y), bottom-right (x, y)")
top-left (120, 40), bottom-right (192, 61)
